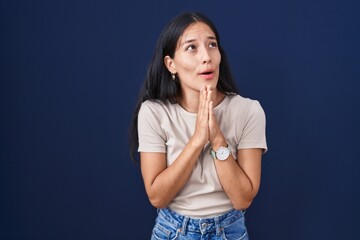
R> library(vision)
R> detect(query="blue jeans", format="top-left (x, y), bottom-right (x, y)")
top-left (151, 208), bottom-right (249, 240)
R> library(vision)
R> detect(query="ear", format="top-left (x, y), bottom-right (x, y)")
top-left (164, 55), bottom-right (176, 74)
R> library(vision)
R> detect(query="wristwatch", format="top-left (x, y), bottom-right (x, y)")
top-left (210, 144), bottom-right (231, 161)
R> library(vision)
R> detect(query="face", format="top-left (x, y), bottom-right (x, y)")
top-left (165, 22), bottom-right (221, 94)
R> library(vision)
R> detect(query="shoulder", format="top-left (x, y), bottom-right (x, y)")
top-left (139, 100), bottom-right (176, 118)
top-left (223, 95), bottom-right (266, 127)
top-left (226, 94), bottom-right (264, 114)
top-left (140, 100), bottom-right (167, 112)
top-left (140, 99), bottom-right (164, 109)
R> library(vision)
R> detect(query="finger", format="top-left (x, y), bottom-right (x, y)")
top-left (207, 88), bottom-right (212, 103)
top-left (204, 94), bottom-right (209, 121)
top-left (209, 100), bottom-right (215, 126)
top-left (197, 86), bottom-right (205, 116)
top-left (206, 99), bottom-right (211, 140)
top-left (206, 85), bottom-right (212, 94)
top-left (200, 86), bottom-right (208, 116)
top-left (209, 100), bottom-right (214, 113)
top-left (208, 100), bottom-right (220, 142)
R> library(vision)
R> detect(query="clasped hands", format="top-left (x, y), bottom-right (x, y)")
top-left (193, 85), bottom-right (226, 150)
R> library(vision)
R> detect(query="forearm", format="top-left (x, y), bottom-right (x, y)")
top-left (144, 138), bottom-right (203, 208)
top-left (210, 136), bottom-right (261, 209)
top-left (214, 158), bottom-right (258, 209)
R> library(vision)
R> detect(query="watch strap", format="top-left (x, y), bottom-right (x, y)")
top-left (210, 144), bottom-right (231, 160)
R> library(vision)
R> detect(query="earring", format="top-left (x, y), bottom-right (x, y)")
top-left (171, 73), bottom-right (176, 80)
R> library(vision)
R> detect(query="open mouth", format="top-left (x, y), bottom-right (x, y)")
top-left (200, 70), bottom-right (215, 79)
top-left (201, 71), bottom-right (213, 75)
top-left (200, 70), bottom-right (215, 76)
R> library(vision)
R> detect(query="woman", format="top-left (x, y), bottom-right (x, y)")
top-left (129, 12), bottom-right (267, 240)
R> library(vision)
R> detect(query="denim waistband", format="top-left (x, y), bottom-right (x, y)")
top-left (157, 208), bottom-right (245, 236)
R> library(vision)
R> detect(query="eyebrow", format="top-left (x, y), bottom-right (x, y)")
top-left (180, 36), bottom-right (217, 47)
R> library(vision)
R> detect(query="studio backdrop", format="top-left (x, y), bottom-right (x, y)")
top-left (1, 0), bottom-right (359, 239)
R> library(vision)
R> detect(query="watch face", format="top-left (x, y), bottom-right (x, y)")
top-left (216, 146), bottom-right (230, 160)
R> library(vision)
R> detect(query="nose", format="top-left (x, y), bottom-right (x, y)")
top-left (201, 48), bottom-right (211, 64)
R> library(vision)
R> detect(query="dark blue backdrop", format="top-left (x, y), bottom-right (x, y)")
top-left (1, 0), bottom-right (359, 239)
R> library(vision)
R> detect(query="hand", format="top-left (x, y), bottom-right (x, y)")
top-left (192, 86), bottom-right (210, 147)
top-left (192, 86), bottom-right (226, 149)
top-left (208, 87), bottom-right (226, 148)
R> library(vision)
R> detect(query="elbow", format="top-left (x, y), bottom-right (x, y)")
top-left (233, 199), bottom-right (253, 210)
top-left (231, 191), bottom-right (258, 210)
top-left (145, 184), bottom-right (171, 209)
top-left (148, 195), bottom-right (168, 209)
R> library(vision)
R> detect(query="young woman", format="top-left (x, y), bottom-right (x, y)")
top-left (129, 12), bottom-right (267, 240)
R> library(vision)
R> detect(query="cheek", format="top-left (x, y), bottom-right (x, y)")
top-left (177, 59), bottom-right (197, 73)
top-left (215, 52), bottom-right (221, 65)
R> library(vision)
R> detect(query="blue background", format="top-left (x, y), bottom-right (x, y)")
top-left (1, 0), bottom-right (359, 239)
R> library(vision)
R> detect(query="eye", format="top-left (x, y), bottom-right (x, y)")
top-left (209, 42), bottom-right (218, 48)
top-left (185, 44), bottom-right (197, 51)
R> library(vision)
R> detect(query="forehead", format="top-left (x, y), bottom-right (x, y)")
top-left (178, 22), bottom-right (216, 43)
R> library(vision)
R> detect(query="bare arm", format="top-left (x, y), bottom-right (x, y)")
top-left (208, 91), bottom-right (263, 210)
top-left (212, 144), bottom-right (262, 209)
top-left (140, 140), bottom-right (202, 208)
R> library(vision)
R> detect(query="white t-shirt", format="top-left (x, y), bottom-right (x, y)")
top-left (138, 94), bottom-right (267, 217)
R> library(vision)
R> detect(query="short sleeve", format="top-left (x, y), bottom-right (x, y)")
top-left (137, 102), bottom-right (167, 153)
top-left (237, 101), bottom-right (268, 153)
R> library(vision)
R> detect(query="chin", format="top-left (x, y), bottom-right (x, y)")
top-left (206, 81), bottom-right (218, 90)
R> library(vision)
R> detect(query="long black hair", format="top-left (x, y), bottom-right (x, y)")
top-left (129, 12), bottom-right (239, 162)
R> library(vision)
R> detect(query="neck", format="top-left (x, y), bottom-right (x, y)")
top-left (178, 89), bottom-right (225, 113)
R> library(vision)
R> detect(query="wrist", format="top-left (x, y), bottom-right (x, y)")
top-left (210, 142), bottom-right (231, 161)
top-left (189, 136), bottom-right (207, 150)
top-left (210, 135), bottom-right (227, 151)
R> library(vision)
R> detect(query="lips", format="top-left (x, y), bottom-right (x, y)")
top-left (199, 69), bottom-right (215, 80)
